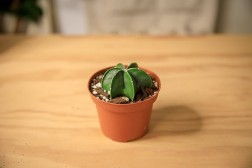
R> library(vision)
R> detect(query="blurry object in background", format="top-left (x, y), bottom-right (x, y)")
top-left (26, 0), bottom-right (53, 35)
top-left (216, 0), bottom-right (252, 34)
top-left (53, 0), bottom-right (88, 35)
top-left (84, 0), bottom-right (218, 35)
top-left (0, 0), bottom-right (43, 34)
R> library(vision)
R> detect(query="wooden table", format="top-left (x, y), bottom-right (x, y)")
top-left (0, 35), bottom-right (252, 168)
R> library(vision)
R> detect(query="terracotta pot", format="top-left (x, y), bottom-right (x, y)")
top-left (88, 67), bottom-right (161, 142)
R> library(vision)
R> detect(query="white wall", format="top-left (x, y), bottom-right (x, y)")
top-left (53, 0), bottom-right (88, 35)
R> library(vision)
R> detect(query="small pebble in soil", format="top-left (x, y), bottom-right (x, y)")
top-left (111, 97), bottom-right (130, 104)
top-left (95, 82), bottom-right (102, 88)
top-left (92, 90), bottom-right (98, 95)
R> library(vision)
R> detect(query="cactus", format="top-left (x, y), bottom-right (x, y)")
top-left (101, 63), bottom-right (153, 101)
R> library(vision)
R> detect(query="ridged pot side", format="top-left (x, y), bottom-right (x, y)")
top-left (88, 67), bottom-right (161, 142)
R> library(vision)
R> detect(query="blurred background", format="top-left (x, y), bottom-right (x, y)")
top-left (1, 0), bottom-right (252, 35)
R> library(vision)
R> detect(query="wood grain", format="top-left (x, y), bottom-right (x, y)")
top-left (0, 35), bottom-right (252, 168)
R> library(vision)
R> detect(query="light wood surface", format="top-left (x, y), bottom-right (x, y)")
top-left (0, 35), bottom-right (252, 168)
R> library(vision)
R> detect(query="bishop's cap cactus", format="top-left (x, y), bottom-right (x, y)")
top-left (101, 63), bottom-right (152, 101)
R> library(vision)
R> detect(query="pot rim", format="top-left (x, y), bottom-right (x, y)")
top-left (87, 66), bottom-right (161, 106)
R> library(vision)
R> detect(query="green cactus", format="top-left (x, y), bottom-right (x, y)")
top-left (101, 63), bottom-right (152, 101)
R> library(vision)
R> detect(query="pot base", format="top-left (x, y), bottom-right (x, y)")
top-left (102, 129), bottom-right (149, 142)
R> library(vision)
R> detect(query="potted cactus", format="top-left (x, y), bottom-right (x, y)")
top-left (88, 63), bottom-right (161, 142)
